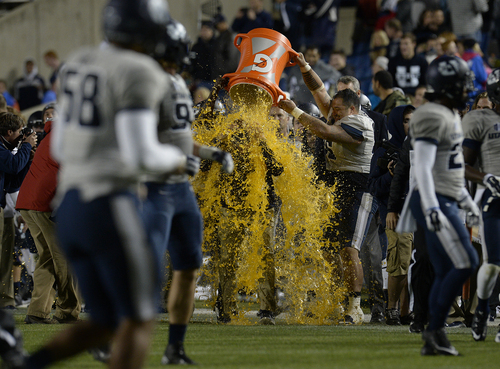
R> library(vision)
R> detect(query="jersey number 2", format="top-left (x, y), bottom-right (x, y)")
top-left (448, 143), bottom-right (463, 170)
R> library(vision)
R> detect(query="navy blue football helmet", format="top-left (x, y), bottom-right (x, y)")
top-left (486, 68), bottom-right (500, 105)
top-left (103, 0), bottom-right (170, 55)
top-left (425, 55), bottom-right (474, 108)
top-left (154, 19), bottom-right (191, 67)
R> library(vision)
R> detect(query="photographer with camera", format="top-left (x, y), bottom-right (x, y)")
top-left (369, 105), bottom-right (415, 325)
top-left (0, 112), bottom-right (36, 310)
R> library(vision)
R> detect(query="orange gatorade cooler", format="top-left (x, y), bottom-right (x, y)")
top-left (224, 28), bottom-right (299, 108)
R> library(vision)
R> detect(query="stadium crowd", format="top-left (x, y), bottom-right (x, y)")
top-left (1, 0), bottom-right (500, 367)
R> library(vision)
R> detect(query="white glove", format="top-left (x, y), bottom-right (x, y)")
top-left (425, 207), bottom-right (451, 232)
top-left (458, 194), bottom-right (480, 227)
top-left (483, 174), bottom-right (500, 197)
top-left (212, 150), bottom-right (234, 174)
top-left (185, 155), bottom-right (200, 176)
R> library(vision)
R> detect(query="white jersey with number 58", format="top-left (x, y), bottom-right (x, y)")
top-left (54, 45), bottom-right (167, 202)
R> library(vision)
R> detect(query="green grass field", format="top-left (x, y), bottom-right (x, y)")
top-left (9, 307), bottom-right (500, 369)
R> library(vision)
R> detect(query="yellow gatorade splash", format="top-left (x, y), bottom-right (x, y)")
top-left (192, 88), bottom-right (346, 325)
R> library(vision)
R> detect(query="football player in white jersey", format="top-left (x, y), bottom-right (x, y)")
top-left (144, 19), bottom-right (233, 365)
top-left (279, 87), bottom-right (375, 325)
top-left (23, 1), bottom-right (197, 369)
top-left (462, 68), bottom-right (500, 343)
top-left (405, 56), bottom-right (479, 356)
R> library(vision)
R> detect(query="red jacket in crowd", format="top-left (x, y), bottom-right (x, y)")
top-left (16, 119), bottom-right (58, 212)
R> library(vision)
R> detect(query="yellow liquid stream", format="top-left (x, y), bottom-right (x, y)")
top-left (192, 86), bottom-right (346, 324)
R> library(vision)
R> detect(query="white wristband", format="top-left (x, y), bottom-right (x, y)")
top-left (483, 173), bottom-right (494, 186)
top-left (300, 64), bottom-right (311, 72)
top-left (291, 107), bottom-right (304, 119)
top-left (198, 145), bottom-right (219, 160)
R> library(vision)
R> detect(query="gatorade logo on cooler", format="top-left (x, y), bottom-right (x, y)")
top-left (239, 37), bottom-right (288, 85)
top-left (252, 54), bottom-right (272, 73)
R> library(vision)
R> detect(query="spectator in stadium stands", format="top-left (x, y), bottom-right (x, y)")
top-left (449, 0), bottom-right (488, 42)
top-left (272, 0), bottom-right (302, 50)
top-left (43, 50), bottom-right (63, 87)
top-left (461, 38), bottom-right (488, 101)
top-left (470, 91), bottom-right (493, 110)
top-left (190, 21), bottom-right (218, 90)
top-left (384, 18), bottom-right (403, 61)
top-left (0, 96), bottom-right (6, 115)
top-left (287, 45), bottom-right (340, 105)
top-left (441, 39), bottom-right (459, 57)
top-left (13, 59), bottom-right (46, 111)
top-left (232, 0), bottom-right (273, 34)
top-left (410, 85), bottom-right (427, 108)
top-left (301, 0), bottom-right (340, 58)
top-left (212, 13), bottom-right (240, 78)
top-left (329, 50), bottom-right (356, 77)
top-left (369, 30), bottom-right (389, 63)
top-left (0, 81), bottom-right (19, 111)
top-left (372, 70), bottom-right (412, 117)
top-left (388, 33), bottom-right (428, 96)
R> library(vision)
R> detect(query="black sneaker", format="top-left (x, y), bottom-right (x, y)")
top-left (161, 342), bottom-right (196, 365)
top-left (422, 328), bottom-right (460, 356)
top-left (0, 314), bottom-right (26, 369)
top-left (259, 310), bottom-right (275, 325)
top-left (370, 311), bottom-right (385, 323)
top-left (400, 313), bottom-right (414, 325)
top-left (471, 310), bottom-right (488, 341)
top-left (409, 321), bottom-right (424, 334)
top-left (385, 308), bottom-right (401, 326)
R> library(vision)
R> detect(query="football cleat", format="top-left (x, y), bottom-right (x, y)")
top-left (471, 310), bottom-right (488, 341)
top-left (161, 342), bottom-right (196, 365)
top-left (422, 328), bottom-right (460, 356)
top-left (344, 305), bottom-right (364, 325)
top-left (0, 315), bottom-right (25, 369)
top-left (385, 308), bottom-right (401, 326)
top-left (258, 310), bottom-right (275, 325)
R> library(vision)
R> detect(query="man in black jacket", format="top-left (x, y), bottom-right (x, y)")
top-left (386, 114), bottom-right (433, 334)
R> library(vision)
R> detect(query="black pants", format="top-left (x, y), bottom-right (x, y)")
top-left (408, 223), bottom-right (434, 324)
